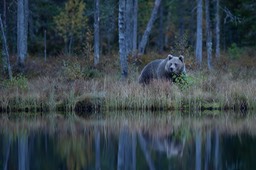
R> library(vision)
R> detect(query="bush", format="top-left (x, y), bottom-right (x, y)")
top-left (2, 74), bottom-right (28, 90)
top-left (228, 43), bottom-right (242, 60)
top-left (61, 60), bottom-right (102, 80)
top-left (173, 74), bottom-right (194, 90)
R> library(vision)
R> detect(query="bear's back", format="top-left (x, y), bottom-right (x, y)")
top-left (138, 59), bottom-right (164, 84)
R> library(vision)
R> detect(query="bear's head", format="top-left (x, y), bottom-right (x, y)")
top-left (165, 54), bottom-right (186, 75)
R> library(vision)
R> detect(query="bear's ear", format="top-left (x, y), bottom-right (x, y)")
top-left (179, 55), bottom-right (184, 62)
top-left (168, 54), bottom-right (173, 60)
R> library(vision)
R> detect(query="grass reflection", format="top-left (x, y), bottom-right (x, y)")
top-left (0, 111), bottom-right (256, 136)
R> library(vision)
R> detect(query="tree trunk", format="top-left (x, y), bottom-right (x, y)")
top-left (125, 0), bottom-right (133, 56)
top-left (118, 0), bottom-right (128, 79)
top-left (2, 0), bottom-right (7, 70)
top-left (94, 0), bottom-right (100, 66)
top-left (17, 0), bottom-right (28, 69)
top-left (0, 15), bottom-right (12, 80)
top-left (24, 0), bottom-right (28, 57)
top-left (205, 0), bottom-right (213, 70)
top-left (44, 29), bottom-right (47, 61)
top-left (195, 0), bottom-right (203, 67)
top-left (215, 0), bottom-right (220, 59)
top-left (158, 1), bottom-right (164, 53)
top-left (178, 0), bottom-right (184, 39)
top-left (132, 0), bottom-right (138, 56)
top-left (164, 9), bottom-right (171, 48)
top-left (68, 35), bottom-right (73, 55)
top-left (138, 0), bottom-right (162, 55)
top-left (3, 0), bottom-right (6, 27)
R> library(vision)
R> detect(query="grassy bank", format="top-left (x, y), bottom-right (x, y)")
top-left (0, 53), bottom-right (255, 114)
top-left (0, 70), bottom-right (255, 114)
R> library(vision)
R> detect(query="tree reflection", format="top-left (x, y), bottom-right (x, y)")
top-left (18, 134), bottom-right (29, 170)
top-left (0, 114), bottom-right (256, 170)
top-left (56, 131), bottom-right (93, 170)
top-left (3, 134), bottom-right (11, 170)
top-left (195, 129), bottom-right (202, 170)
top-left (117, 127), bottom-right (135, 170)
top-left (95, 126), bottom-right (101, 170)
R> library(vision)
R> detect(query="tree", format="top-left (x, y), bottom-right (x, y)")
top-left (0, 15), bottom-right (12, 79)
top-left (118, 0), bottom-right (128, 79)
top-left (132, 0), bottom-right (138, 56)
top-left (2, 0), bottom-right (7, 70)
top-left (94, 0), bottom-right (100, 66)
top-left (215, 0), bottom-right (220, 58)
top-left (17, 0), bottom-right (28, 69)
top-left (157, 1), bottom-right (164, 53)
top-left (125, 0), bottom-right (133, 56)
top-left (195, 0), bottom-right (203, 67)
top-left (205, 0), bottom-right (212, 70)
top-left (138, 0), bottom-right (162, 55)
top-left (54, 0), bottom-right (88, 55)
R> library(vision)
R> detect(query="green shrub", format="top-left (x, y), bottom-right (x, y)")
top-left (173, 74), bottom-right (194, 90)
top-left (62, 61), bottom-right (84, 80)
top-left (61, 60), bottom-right (102, 80)
top-left (228, 43), bottom-right (242, 60)
top-left (83, 67), bottom-right (102, 78)
top-left (2, 74), bottom-right (28, 90)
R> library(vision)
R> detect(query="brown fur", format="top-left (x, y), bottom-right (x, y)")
top-left (138, 54), bottom-right (186, 84)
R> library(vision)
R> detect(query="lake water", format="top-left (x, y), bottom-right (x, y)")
top-left (0, 112), bottom-right (256, 170)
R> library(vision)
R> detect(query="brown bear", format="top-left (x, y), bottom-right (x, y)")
top-left (138, 54), bottom-right (186, 84)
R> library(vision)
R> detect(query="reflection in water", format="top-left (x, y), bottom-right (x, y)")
top-left (0, 113), bottom-right (256, 170)
top-left (95, 127), bottom-right (100, 170)
top-left (214, 129), bottom-right (220, 170)
top-left (195, 129), bottom-right (202, 170)
top-left (18, 135), bottom-right (29, 170)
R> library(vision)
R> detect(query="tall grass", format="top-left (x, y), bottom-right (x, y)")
top-left (0, 68), bottom-right (255, 114)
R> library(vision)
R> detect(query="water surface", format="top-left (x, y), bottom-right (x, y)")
top-left (0, 112), bottom-right (256, 170)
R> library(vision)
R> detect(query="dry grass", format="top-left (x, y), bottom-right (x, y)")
top-left (0, 53), bottom-right (256, 114)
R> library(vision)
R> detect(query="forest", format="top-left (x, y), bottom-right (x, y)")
top-left (0, 0), bottom-right (256, 113)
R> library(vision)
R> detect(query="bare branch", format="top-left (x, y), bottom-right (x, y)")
top-left (222, 7), bottom-right (243, 25)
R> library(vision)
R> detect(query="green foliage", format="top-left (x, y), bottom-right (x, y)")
top-left (2, 75), bottom-right (28, 90)
top-left (172, 74), bottom-right (194, 90)
top-left (61, 60), bottom-right (102, 80)
top-left (228, 43), bottom-right (242, 60)
top-left (62, 61), bottom-right (85, 80)
top-left (54, 0), bottom-right (89, 54)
